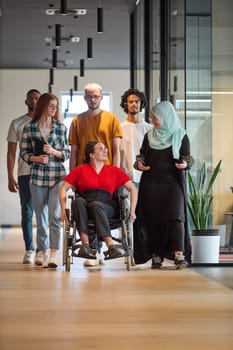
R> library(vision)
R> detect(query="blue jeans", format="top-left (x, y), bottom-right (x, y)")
top-left (30, 182), bottom-right (61, 251)
top-left (18, 175), bottom-right (34, 251)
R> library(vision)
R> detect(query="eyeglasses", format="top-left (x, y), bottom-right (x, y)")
top-left (48, 104), bottom-right (58, 109)
top-left (85, 95), bottom-right (101, 100)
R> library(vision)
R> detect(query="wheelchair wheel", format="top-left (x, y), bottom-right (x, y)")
top-left (121, 219), bottom-right (132, 271)
top-left (63, 216), bottom-right (70, 267)
top-left (66, 253), bottom-right (71, 272)
top-left (127, 221), bottom-right (135, 267)
top-left (126, 254), bottom-right (132, 271)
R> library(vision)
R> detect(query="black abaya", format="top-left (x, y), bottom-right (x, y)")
top-left (133, 134), bottom-right (192, 264)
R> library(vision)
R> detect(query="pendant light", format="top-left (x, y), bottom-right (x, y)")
top-left (80, 59), bottom-right (85, 77)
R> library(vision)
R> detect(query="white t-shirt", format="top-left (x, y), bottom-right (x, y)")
top-left (120, 119), bottom-right (152, 184)
top-left (7, 114), bottom-right (32, 176)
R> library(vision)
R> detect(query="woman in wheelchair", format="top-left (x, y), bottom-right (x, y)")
top-left (59, 141), bottom-right (137, 260)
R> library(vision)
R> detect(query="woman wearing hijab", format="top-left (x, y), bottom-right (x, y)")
top-left (133, 101), bottom-right (193, 269)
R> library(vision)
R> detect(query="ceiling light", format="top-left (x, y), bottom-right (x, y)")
top-left (44, 58), bottom-right (74, 67)
top-left (87, 38), bottom-right (93, 59)
top-left (45, 8), bottom-right (87, 16)
top-left (45, 37), bottom-right (53, 43)
top-left (70, 88), bottom-right (73, 102)
top-left (44, 36), bottom-right (80, 44)
top-left (49, 68), bottom-right (54, 85)
top-left (70, 36), bottom-right (80, 43)
top-left (97, 8), bottom-right (103, 33)
top-left (60, 0), bottom-right (68, 15)
top-left (80, 59), bottom-right (85, 77)
top-left (52, 49), bottom-right (57, 68)
top-left (55, 24), bottom-right (61, 47)
top-left (74, 76), bottom-right (78, 91)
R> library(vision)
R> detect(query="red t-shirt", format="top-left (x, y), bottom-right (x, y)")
top-left (64, 164), bottom-right (130, 194)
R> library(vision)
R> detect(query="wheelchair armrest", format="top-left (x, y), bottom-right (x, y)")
top-left (119, 194), bottom-right (128, 200)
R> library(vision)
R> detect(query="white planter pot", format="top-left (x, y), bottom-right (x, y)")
top-left (191, 229), bottom-right (220, 263)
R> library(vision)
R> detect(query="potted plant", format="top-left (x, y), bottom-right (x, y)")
top-left (187, 160), bottom-right (222, 264)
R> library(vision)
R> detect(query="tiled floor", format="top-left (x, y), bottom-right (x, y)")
top-left (191, 266), bottom-right (233, 289)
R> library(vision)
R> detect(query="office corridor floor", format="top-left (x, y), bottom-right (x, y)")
top-left (0, 227), bottom-right (233, 350)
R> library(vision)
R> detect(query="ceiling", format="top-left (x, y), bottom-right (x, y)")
top-left (0, 0), bottom-right (136, 69)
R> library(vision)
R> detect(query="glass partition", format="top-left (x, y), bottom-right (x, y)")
top-left (169, 0), bottom-right (186, 126)
top-left (131, 0), bottom-right (233, 247)
top-left (185, 1), bottom-right (212, 169)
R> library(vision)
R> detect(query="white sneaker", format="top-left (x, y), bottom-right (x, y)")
top-left (83, 259), bottom-right (98, 267)
top-left (83, 253), bottom-right (105, 267)
top-left (23, 250), bottom-right (34, 264)
top-left (98, 253), bottom-right (105, 265)
top-left (42, 254), bottom-right (49, 268)
top-left (48, 251), bottom-right (58, 269)
top-left (35, 251), bottom-right (44, 266)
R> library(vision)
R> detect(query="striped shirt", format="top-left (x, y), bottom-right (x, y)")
top-left (20, 120), bottom-right (70, 187)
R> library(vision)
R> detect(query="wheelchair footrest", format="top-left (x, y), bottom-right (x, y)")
top-left (72, 244), bottom-right (97, 259)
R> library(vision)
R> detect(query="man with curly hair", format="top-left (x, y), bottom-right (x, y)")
top-left (120, 88), bottom-right (152, 187)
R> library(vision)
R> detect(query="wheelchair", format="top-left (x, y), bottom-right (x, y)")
top-left (62, 190), bottom-right (135, 271)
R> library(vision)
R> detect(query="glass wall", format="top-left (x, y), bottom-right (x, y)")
top-left (186, 0), bottom-right (233, 233)
top-left (211, 0), bottom-right (233, 230)
top-left (132, 0), bottom-right (186, 124)
top-left (133, 0), bottom-right (145, 91)
top-left (150, 0), bottom-right (160, 107)
top-left (131, 0), bottom-right (233, 236)
top-left (185, 0), bottom-right (212, 170)
top-left (169, 0), bottom-right (186, 126)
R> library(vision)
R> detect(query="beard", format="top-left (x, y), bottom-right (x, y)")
top-left (129, 110), bottom-right (138, 115)
top-left (28, 106), bottom-right (35, 113)
top-left (89, 103), bottom-right (100, 111)
top-left (89, 106), bottom-right (99, 110)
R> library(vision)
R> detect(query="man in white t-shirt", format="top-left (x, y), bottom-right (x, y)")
top-left (7, 89), bottom-right (41, 264)
top-left (120, 88), bottom-right (152, 187)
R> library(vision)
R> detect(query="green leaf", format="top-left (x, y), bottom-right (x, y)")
top-left (187, 160), bottom-right (221, 230)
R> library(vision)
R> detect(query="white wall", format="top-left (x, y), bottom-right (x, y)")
top-left (0, 69), bottom-right (130, 225)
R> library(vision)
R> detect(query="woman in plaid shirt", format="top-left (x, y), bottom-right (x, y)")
top-left (21, 93), bottom-right (70, 269)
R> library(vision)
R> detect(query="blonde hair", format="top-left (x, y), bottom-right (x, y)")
top-left (84, 83), bottom-right (103, 94)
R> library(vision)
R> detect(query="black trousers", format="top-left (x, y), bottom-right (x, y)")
top-left (72, 197), bottom-right (116, 243)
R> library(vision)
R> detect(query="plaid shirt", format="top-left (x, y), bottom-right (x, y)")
top-left (20, 120), bottom-right (70, 187)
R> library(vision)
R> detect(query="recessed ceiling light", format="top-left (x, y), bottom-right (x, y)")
top-left (44, 37), bottom-right (53, 43)
top-left (70, 37), bottom-right (80, 43)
